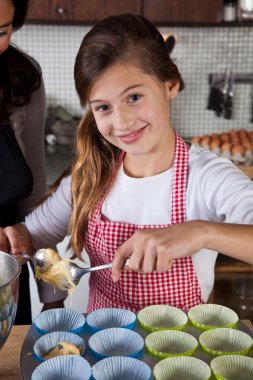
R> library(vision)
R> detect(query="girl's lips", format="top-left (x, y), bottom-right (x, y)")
top-left (117, 126), bottom-right (146, 144)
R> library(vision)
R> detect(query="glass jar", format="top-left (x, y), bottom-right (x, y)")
top-left (223, 0), bottom-right (237, 22)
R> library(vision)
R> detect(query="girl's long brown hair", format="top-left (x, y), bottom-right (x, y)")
top-left (70, 13), bottom-right (185, 257)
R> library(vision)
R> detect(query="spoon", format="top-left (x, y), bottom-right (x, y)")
top-left (67, 258), bottom-right (130, 286)
top-left (15, 252), bottom-right (34, 265)
top-left (33, 249), bottom-right (130, 290)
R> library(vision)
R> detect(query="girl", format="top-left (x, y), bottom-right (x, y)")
top-left (1, 13), bottom-right (253, 313)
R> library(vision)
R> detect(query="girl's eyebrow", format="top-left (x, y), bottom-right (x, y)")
top-left (0, 21), bottom-right (12, 29)
top-left (89, 84), bottom-right (143, 104)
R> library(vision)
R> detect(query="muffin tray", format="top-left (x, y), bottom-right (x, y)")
top-left (20, 316), bottom-right (253, 380)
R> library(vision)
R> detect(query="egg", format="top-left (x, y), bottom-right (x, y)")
top-left (248, 131), bottom-right (253, 142)
top-left (211, 133), bottom-right (219, 140)
top-left (191, 136), bottom-right (200, 144)
top-left (231, 137), bottom-right (240, 145)
top-left (220, 142), bottom-right (232, 153)
top-left (243, 142), bottom-right (253, 153)
top-left (220, 133), bottom-right (230, 142)
top-left (200, 136), bottom-right (210, 148)
top-left (231, 144), bottom-right (245, 156)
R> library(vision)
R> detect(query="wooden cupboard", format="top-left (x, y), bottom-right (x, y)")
top-left (143, 0), bottom-right (223, 24)
top-left (26, 0), bottom-right (142, 24)
top-left (26, 0), bottom-right (224, 25)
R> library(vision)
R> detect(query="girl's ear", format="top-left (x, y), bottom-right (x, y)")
top-left (166, 81), bottom-right (180, 100)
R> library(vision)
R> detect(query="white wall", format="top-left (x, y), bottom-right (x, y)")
top-left (29, 236), bottom-right (90, 319)
top-left (13, 24), bottom-right (253, 137)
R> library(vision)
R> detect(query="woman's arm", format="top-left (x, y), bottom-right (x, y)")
top-left (0, 175), bottom-right (72, 305)
top-left (10, 77), bottom-right (47, 221)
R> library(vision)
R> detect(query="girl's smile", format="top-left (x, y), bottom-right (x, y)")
top-left (116, 125), bottom-right (147, 144)
top-left (89, 62), bottom-right (178, 176)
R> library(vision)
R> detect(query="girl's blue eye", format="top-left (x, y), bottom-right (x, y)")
top-left (129, 94), bottom-right (141, 102)
top-left (96, 105), bottom-right (109, 112)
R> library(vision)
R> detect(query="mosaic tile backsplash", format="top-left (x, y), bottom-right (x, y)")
top-left (13, 24), bottom-right (253, 138)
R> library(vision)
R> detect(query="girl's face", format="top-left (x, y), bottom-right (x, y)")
top-left (89, 62), bottom-right (179, 172)
top-left (0, 0), bottom-right (14, 55)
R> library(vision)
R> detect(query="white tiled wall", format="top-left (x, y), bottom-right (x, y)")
top-left (13, 24), bottom-right (253, 138)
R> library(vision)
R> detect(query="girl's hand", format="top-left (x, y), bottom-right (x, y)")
top-left (0, 226), bottom-right (30, 265)
top-left (112, 221), bottom-right (205, 282)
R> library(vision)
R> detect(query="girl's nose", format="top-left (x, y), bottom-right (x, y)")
top-left (113, 107), bottom-right (133, 131)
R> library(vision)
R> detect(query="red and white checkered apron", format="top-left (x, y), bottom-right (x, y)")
top-left (85, 131), bottom-right (203, 313)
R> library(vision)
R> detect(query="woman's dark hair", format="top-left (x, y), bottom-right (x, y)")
top-left (12, 0), bottom-right (29, 31)
top-left (0, 0), bottom-right (41, 121)
top-left (70, 13), bottom-right (185, 256)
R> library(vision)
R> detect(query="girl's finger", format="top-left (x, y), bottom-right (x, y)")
top-left (112, 238), bottom-right (133, 282)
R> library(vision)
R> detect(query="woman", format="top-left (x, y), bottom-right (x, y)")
top-left (1, 13), bottom-right (253, 313)
top-left (0, 0), bottom-right (65, 323)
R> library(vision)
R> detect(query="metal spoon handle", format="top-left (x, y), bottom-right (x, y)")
top-left (16, 253), bottom-right (34, 264)
top-left (87, 258), bottom-right (129, 273)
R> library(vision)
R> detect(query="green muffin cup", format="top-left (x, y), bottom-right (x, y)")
top-left (210, 355), bottom-right (253, 380)
top-left (199, 328), bottom-right (253, 356)
top-left (154, 356), bottom-right (211, 380)
top-left (145, 330), bottom-right (198, 359)
top-left (137, 305), bottom-right (188, 332)
top-left (188, 304), bottom-right (238, 330)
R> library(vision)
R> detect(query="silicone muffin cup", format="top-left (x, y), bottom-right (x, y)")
top-left (33, 331), bottom-right (86, 361)
top-left (153, 356), bottom-right (211, 380)
top-left (86, 308), bottom-right (136, 331)
top-left (145, 330), bottom-right (198, 359)
top-left (188, 304), bottom-right (238, 330)
top-left (31, 355), bottom-right (91, 380)
top-left (199, 327), bottom-right (253, 356)
top-left (137, 305), bottom-right (188, 332)
top-left (92, 356), bottom-right (152, 380)
top-left (210, 355), bottom-right (253, 380)
top-left (33, 308), bottom-right (86, 335)
top-left (88, 327), bottom-right (144, 359)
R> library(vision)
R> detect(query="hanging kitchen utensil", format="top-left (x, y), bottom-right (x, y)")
top-left (224, 71), bottom-right (234, 120)
top-left (207, 79), bottom-right (224, 112)
top-left (216, 69), bottom-right (230, 117)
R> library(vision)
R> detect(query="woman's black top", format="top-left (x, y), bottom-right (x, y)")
top-left (0, 122), bottom-right (33, 324)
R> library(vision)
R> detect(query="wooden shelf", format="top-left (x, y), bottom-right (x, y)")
top-left (215, 260), bottom-right (253, 273)
top-left (238, 165), bottom-right (253, 179)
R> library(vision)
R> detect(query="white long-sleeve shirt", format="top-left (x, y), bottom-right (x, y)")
top-left (25, 144), bottom-right (253, 303)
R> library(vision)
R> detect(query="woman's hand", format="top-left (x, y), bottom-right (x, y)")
top-left (0, 225), bottom-right (34, 265)
top-left (112, 221), bottom-right (205, 282)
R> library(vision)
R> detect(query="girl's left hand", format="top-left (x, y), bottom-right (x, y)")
top-left (111, 220), bottom-right (205, 282)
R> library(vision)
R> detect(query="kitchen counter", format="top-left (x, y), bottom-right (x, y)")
top-left (0, 321), bottom-right (252, 379)
top-left (0, 325), bottom-right (29, 380)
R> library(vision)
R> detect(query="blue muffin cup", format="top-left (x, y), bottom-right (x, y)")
top-left (92, 356), bottom-right (152, 380)
top-left (33, 308), bottom-right (86, 335)
top-left (86, 307), bottom-right (136, 332)
top-left (31, 355), bottom-right (91, 380)
top-left (33, 331), bottom-right (86, 362)
top-left (88, 327), bottom-right (144, 359)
